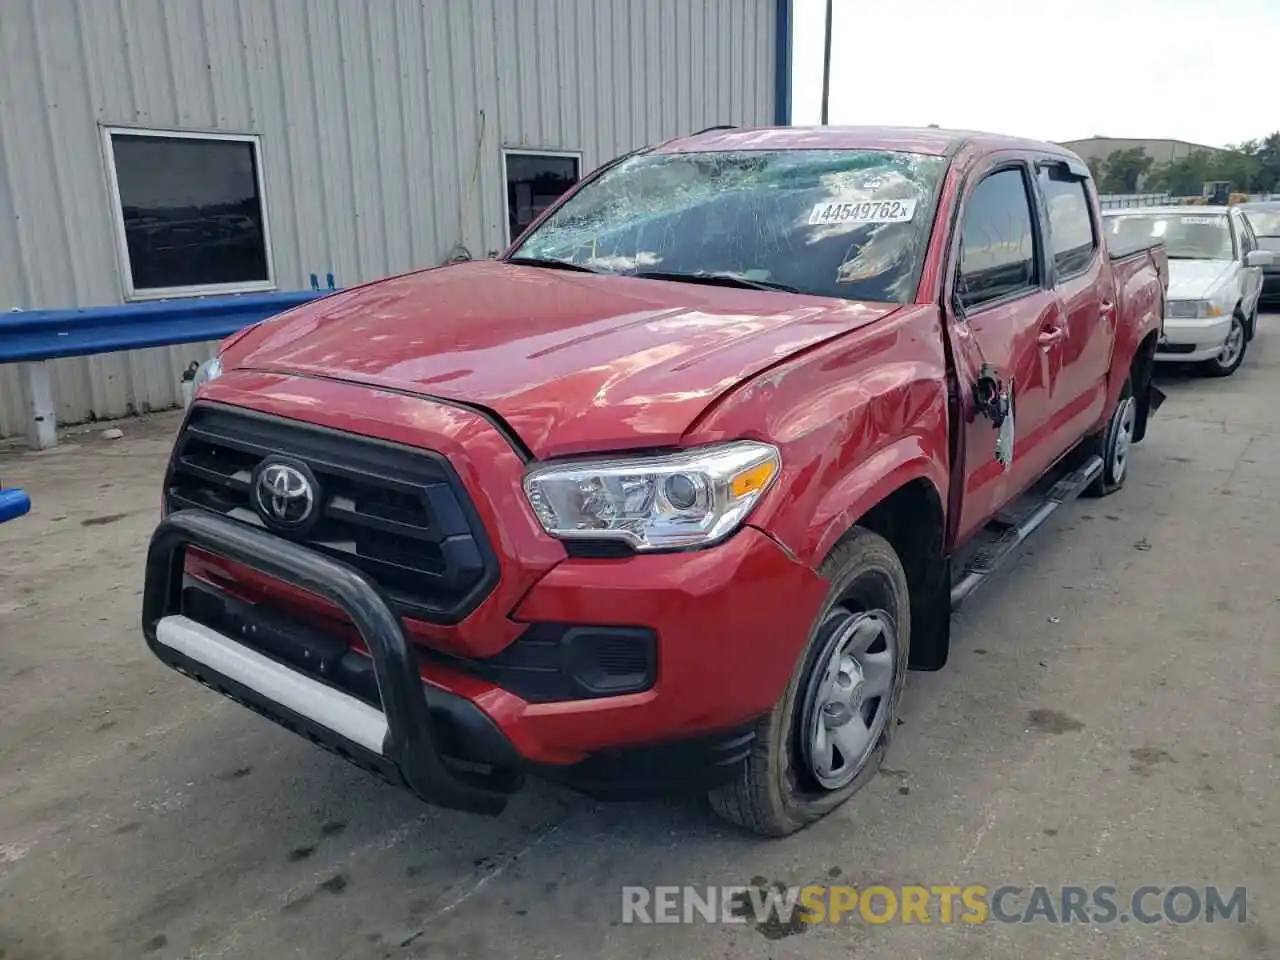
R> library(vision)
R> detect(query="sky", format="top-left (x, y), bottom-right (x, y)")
top-left (790, 0), bottom-right (1280, 147)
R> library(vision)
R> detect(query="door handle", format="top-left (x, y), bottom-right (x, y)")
top-left (1037, 326), bottom-right (1065, 347)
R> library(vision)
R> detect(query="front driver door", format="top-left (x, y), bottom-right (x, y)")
top-left (947, 160), bottom-right (1064, 546)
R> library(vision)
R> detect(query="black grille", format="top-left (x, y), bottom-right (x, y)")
top-left (166, 403), bottom-right (498, 624)
top-left (1156, 341), bottom-right (1196, 355)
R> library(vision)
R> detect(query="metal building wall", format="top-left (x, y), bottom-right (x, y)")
top-left (0, 0), bottom-right (778, 439)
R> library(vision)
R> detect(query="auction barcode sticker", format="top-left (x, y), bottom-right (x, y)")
top-left (809, 198), bottom-right (918, 225)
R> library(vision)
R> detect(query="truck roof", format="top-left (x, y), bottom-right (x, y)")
top-left (653, 125), bottom-right (1081, 160)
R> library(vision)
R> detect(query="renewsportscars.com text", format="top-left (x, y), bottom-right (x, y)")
top-left (621, 884), bottom-right (1248, 926)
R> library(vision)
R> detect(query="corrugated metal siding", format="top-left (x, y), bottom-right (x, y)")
top-left (0, 0), bottom-right (778, 439)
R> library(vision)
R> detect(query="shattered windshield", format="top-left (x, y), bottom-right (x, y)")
top-left (509, 149), bottom-right (950, 303)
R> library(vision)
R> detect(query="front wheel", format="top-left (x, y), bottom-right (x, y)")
top-left (707, 528), bottom-right (910, 837)
top-left (1200, 312), bottom-right (1247, 377)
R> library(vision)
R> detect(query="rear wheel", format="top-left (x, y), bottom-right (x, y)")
top-left (1085, 378), bottom-right (1135, 498)
top-left (1200, 311), bottom-right (1247, 377)
top-left (707, 529), bottom-right (910, 837)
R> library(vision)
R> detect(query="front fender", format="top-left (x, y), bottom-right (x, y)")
top-left (800, 436), bottom-right (948, 570)
top-left (682, 303), bottom-right (952, 574)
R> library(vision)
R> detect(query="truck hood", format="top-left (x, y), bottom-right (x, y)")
top-left (1166, 259), bottom-right (1235, 301)
top-left (224, 260), bottom-right (898, 458)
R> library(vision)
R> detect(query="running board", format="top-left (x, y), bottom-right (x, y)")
top-left (950, 454), bottom-right (1104, 612)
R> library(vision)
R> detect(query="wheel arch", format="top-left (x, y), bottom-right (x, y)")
top-left (1130, 328), bottom-right (1160, 443)
top-left (822, 474), bottom-right (951, 671)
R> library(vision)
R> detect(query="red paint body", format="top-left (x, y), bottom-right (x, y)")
top-left (183, 127), bottom-right (1166, 767)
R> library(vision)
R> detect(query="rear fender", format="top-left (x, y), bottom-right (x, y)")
top-left (1130, 331), bottom-right (1161, 444)
top-left (1106, 257), bottom-right (1165, 417)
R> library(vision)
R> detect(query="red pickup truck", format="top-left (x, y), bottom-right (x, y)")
top-left (143, 126), bottom-right (1167, 837)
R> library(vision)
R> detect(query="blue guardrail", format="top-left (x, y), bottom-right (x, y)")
top-left (0, 488), bottom-right (31, 524)
top-left (0, 289), bottom-right (336, 364)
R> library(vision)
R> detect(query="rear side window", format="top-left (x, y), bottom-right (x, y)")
top-left (957, 168), bottom-right (1038, 309)
top-left (1038, 167), bottom-right (1096, 276)
top-left (1236, 214), bottom-right (1257, 255)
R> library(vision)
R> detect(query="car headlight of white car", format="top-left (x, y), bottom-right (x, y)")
top-left (191, 355), bottom-right (224, 391)
top-left (1166, 300), bottom-right (1225, 320)
top-left (523, 441), bottom-right (781, 551)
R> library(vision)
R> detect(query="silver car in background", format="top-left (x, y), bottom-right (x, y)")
top-left (1238, 200), bottom-right (1280, 303)
top-left (1101, 206), bottom-right (1272, 377)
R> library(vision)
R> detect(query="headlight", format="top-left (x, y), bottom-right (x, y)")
top-left (1166, 300), bottom-right (1223, 320)
top-left (523, 441), bottom-right (781, 551)
top-left (191, 355), bottom-right (223, 391)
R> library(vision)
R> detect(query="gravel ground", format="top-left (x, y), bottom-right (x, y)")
top-left (0, 317), bottom-right (1276, 960)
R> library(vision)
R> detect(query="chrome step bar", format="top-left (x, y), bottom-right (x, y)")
top-left (950, 455), bottom-right (1104, 612)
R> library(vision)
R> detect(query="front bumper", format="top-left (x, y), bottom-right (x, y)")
top-left (143, 510), bottom-right (518, 813)
top-left (1155, 315), bottom-right (1232, 362)
top-left (144, 510), bottom-right (827, 809)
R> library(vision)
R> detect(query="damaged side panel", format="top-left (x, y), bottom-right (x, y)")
top-left (683, 302), bottom-right (952, 571)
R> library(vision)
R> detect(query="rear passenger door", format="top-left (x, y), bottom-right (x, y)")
top-left (947, 160), bottom-right (1065, 545)
top-left (1036, 162), bottom-right (1112, 443)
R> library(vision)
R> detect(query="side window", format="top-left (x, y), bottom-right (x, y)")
top-left (1038, 166), bottom-right (1097, 277)
top-left (957, 168), bottom-right (1039, 309)
top-left (1237, 215), bottom-right (1257, 256)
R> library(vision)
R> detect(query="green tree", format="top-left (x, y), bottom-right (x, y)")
top-left (1095, 147), bottom-right (1154, 193)
top-left (1143, 134), bottom-right (1280, 196)
top-left (1248, 133), bottom-right (1280, 192)
top-left (1147, 151), bottom-right (1222, 196)
top-left (1148, 150), bottom-right (1257, 196)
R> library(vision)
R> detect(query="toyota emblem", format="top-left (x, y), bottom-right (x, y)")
top-left (253, 461), bottom-right (317, 530)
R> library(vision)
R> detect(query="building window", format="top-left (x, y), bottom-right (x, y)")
top-left (504, 150), bottom-right (581, 245)
top-left (103, 128), bottom-right (274, 299)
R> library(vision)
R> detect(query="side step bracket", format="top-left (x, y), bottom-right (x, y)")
top-left (950, 454), bottom-right (1104, 612)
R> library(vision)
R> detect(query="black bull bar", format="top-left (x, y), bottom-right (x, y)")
top-left (141, 509), bottom-right (514, 814)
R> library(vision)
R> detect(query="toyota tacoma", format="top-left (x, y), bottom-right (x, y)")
top-left (143, 126), bottom-right (1168, 836)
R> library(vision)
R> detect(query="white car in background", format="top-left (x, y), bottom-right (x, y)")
top-left (1102, 206), bottom-right (1272, 376)
top-left (1238, 200), bottom-right (1280, 303)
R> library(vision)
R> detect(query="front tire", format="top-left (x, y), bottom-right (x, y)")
top-left (1200, 311), bottom-right (1247, 377)
top-left (707, 529), bottom-right (910, 837)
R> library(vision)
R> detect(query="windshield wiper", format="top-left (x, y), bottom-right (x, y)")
top-left (505, 256), bottom-right (601, 274)
top-left (630, 270), bottom-right (800, 294)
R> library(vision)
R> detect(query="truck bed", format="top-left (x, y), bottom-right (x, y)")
top-left (1110, 238), bottom-right (1168, 301)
